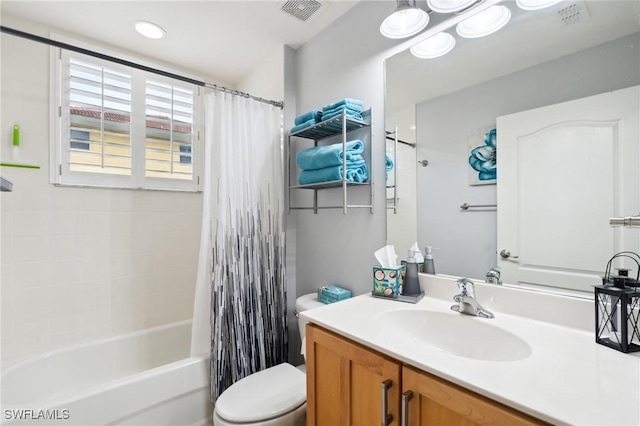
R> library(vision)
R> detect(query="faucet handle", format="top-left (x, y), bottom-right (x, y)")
top-left (456, 278), bottom-right (475, 297)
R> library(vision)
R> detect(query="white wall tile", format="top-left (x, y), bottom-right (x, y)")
top-left (110, 212), bottom-right (133, 235)
top-left (48, 259), bottom-right (82, 287)
top-left (12, 235), bottom-right (49, 263)
top-left (48, 187), bottom-right (82, 212)
top-left (81, 190), bottom-right (111, 212)
top-left (1, 236), bottom-right (14, 264)
top-left (2, 36), bottom-right (204, 363)
top-left (49, 211), bottom-right (81, 236)
top-left (48, 235), bottom-right (81, 261)
top-left (13, 211), bottom-right (49, 237)
top-left (13, 289), bottom-right (49, 323)
top-left (12, 314), bottom-right (50, 358)
top-left (81, 211), bottom-right (112, 237)
top-left (13, 261), bottom-right (49, 289)
top-left (1, 210), bottom-right (13, 238)
top-left (1, 193), bottom-right (15, 212)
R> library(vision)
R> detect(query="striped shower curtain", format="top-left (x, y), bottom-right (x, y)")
top-left (191, 91), bottom-right (287, 402)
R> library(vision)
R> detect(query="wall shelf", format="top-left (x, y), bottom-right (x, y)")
top-left (288, 108), bottom-right (373, 214)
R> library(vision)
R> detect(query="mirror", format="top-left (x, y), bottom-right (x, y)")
top-left (385, 0), bottom-right (640, 292)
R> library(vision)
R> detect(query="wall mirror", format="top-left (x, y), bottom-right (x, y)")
top-left (385, 0), bottom-right (640, 294)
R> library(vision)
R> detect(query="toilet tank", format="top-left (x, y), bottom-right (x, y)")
top-left (295, 293), bottom-right (325, 341)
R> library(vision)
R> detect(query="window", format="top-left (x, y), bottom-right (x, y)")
top-left (52, 47), bottom-right (201, 191)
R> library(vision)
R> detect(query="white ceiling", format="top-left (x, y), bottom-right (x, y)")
top-left (0, 0), bottom-right (360, 85)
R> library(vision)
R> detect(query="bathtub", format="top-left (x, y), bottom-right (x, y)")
top-left (1, 320), bottom-right (212, 425)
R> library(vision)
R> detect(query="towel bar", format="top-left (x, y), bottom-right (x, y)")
top-left (460, 203), bottom-right (496, 210)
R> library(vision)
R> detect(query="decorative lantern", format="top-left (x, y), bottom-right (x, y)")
top-left (595, 252), bottom-right (640, 353)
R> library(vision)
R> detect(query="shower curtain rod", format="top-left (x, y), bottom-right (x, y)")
top-left (0, 26), bottom-right (284, 109)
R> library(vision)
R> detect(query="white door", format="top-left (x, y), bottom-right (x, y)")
top-left (497, 86), bottom-right (640, 292)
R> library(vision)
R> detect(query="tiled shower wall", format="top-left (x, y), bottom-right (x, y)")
top-left (1, 29), bottom-right (203, 365)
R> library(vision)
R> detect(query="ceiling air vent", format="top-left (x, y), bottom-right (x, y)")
top-left (555, 1), bottom-right (591, 26)
top-left (281, 0), bottom-right (323, 22)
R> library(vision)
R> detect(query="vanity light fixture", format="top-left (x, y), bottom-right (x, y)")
top-left (516, 0), bottom-right (562, 11)
top-left (456, 4), bottom-right (511, 38)
top-left (380, 0), bottom-right (429, 39)
top-left (427, 0), bottom-right (477, 14)
top-left (410, 32), bottom-right (456, 59)
top-left (134, 21), bottom-right (166, 39)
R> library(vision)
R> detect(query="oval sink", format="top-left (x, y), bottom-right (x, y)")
top-left (377, 309), bottom-right (531, 362)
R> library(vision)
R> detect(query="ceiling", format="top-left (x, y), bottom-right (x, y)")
top-left (386, 0), bottom-right (640, 112)
top-left (0, 0), bottom-right (360, 85)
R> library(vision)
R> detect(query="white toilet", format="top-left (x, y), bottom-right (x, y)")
top-left (213, 293), bottom-right (325, 426)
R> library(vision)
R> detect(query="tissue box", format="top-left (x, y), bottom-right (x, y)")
top-left (317, 285), bottom-right (352, 304)
top-left (372, 266), bottom-right (404, 298)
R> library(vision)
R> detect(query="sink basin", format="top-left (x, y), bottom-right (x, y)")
top-left (377, 309), bottom-right (531, 362)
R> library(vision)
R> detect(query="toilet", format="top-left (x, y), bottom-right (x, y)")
top-left (213, 293), bottom-right (325, 426)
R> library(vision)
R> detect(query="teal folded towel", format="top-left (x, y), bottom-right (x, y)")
top-left (321, 108), bottom-right (363, 122)
top-left (386, 155), bottom-right (394, 171)
top-left (323, 98), bottom-right (364, 111)
top-left (296, 140), bottom-right (364, 170)
top-left (298, 163), bottom-right (368, 185)
top-left (322, 104), bottom-right (362, 117)
top-left (291, 118), bottom-right (317, 134)
top-left (295, 109), bottom-right (322, 125)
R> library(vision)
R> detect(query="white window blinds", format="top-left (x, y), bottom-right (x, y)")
top-left (53, 47), bottom-right (201, 191)
top-left (69, 58), bottom-right (133, 176)
top-left (145, 81), bottom-right (194, 181)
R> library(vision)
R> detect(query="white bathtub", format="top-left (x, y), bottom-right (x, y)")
top-left (1, 320), bottom-right (212, 425)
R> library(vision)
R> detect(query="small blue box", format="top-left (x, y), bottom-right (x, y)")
top-left (317, 285), bottom-right (351, 304)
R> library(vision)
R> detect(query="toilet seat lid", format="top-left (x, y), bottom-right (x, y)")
top-left (216, 363), bottom-right (306, 423)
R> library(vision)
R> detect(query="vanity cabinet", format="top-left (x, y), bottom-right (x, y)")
top-left (306, 324), bottom-right (549, 426)
top-left (402, 366), bottom-right (546, 426)
top-left (305, 322), bottom-right (401, 426)
top-left (287, 109), bottom-right (373, 214)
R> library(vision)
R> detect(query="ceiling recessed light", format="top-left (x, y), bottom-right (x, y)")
top-left (410, 32), bottom-right (456, 59)
top-left (456, 5), bottom-right (511, 39)
top-left (134, 21), bottom-right (166, 39)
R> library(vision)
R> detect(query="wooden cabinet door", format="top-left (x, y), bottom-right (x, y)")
top-left (306, 324), bottom-right (402, 426)
top-left (402, 366), bottom-right (549, 426)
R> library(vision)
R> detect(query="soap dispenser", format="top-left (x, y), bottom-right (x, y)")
top-left (424, 246), bottom-right (436, 275)
top-left (402, 250), bottom-right (421, 296)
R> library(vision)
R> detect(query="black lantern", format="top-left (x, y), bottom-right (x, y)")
top-left (595, 252), bottom-right (640, 353)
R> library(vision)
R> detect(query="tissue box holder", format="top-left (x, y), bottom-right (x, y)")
top-left (372, 266), bottom-right (404, 298)
top-left (318, 285), bottom-right (352, 304)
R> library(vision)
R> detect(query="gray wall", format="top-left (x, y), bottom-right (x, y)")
top-left (416, 33), bottom-right (640, 280)
top-left (290, 1), bottom-right (402, 304)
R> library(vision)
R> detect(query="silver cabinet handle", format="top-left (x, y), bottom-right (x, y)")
top-left (500, 249), bottom-right (519, 259)
top-left (401, 390), bottom-right (413, 426)
top-left (381, 379), bottom-right (393, 426)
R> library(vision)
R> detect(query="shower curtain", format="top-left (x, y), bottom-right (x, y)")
top-left (190, 91), bottom-right (287, 402)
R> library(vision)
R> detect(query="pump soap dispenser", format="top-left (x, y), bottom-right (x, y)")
top-left (424, 246), bottom-right (436, 275)
top-left (402, 250), bottom-right (421, 296)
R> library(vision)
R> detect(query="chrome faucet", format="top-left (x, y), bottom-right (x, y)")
top-left (485, 267), bottom-right (502, 285)
top-left (451, 278), bottom-right (495, 319)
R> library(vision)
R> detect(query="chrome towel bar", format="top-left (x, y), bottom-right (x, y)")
top-left (460, 203), bottom-right (496, 210)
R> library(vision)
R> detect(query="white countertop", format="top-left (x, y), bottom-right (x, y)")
top-left (300, 279), bottom-right (640, 426)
